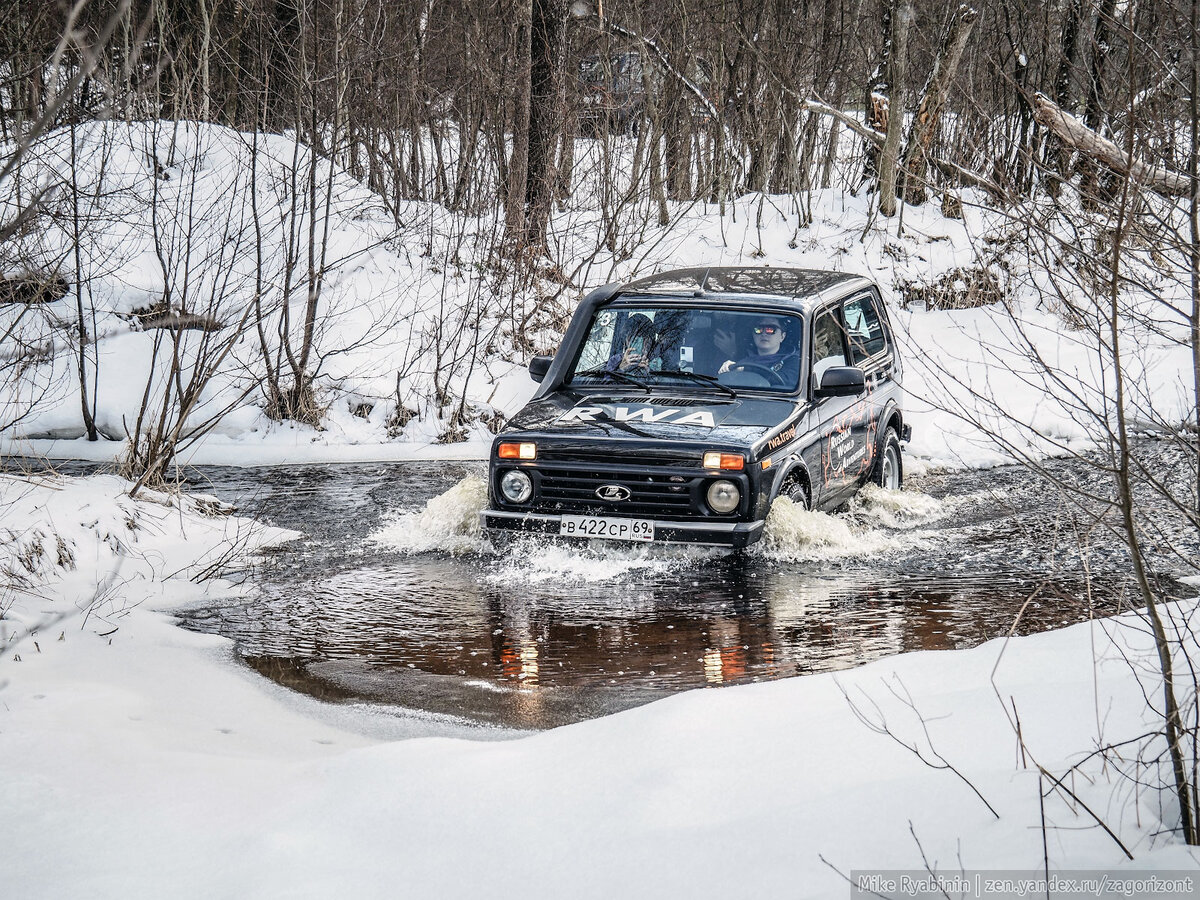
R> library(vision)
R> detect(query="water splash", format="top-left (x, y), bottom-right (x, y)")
top-left (371, 475), bottom-right (946, 570)
top-left (369, 475), bottom-right (487, 555)
top-left (485, 536), bottom-right (721, 585)
top-left (849, 484), bottom-right (948, 529)
top-left (753, 498), bottom-right (899, 561)
top-left (754, 487), bottom-right (945, 563)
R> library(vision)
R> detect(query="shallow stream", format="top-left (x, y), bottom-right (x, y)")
top-left (168, 453), bottom-right (1195, 730)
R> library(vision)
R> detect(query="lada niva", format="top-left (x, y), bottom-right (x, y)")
top-left (482, 267), bottom-right (909, 548)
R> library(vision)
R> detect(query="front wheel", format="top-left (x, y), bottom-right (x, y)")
top-left (780, 475), bottom-right (811, 510)
top-left (871, 428), bottom-right (903, 490)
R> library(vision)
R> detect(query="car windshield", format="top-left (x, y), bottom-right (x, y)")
top-left (567, 305), bottom-right (803, 393)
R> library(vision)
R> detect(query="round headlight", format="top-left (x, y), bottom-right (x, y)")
top-left (706, 479), bottom-right (740, 514)
top-left (500, 469), bottom-right (533, 504)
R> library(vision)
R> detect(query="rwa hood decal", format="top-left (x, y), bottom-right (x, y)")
top-left (558, 404), bottom-right (717, 428)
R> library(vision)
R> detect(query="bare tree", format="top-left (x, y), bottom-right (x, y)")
top-left (899, 4), bottom-right (977, 206)
top-left (878, 0), bottom-right (913, 217)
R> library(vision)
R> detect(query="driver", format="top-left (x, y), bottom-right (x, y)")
top-left (719, 315), bottom-right (798, 380)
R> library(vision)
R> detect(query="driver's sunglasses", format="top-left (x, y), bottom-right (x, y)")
top-left (753, 324), bottom-right (782, 335)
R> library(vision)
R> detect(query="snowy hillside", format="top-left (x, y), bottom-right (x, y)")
top-left (3, 122), bottom-right (1195, 471)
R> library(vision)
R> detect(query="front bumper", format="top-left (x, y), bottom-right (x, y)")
top-left (481, 509), bottom-right (765, 549)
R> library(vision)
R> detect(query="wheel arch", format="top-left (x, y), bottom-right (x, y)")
top-left (872, 403), bottom-right (905, 487)
top-left (767, 458), bottom-right (813, 506)
top-left (882, 402), bottom-right (903, 442)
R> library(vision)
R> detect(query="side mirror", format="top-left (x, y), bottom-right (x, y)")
top-left (528, 355), bottom-right (553, 383)
top-left (813, 366), bottom-right (866, 398)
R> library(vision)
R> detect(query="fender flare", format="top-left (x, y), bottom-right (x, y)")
top-left (879, 399), bottom-right (903, 443)
top-left (766, 456), bottom-right (813, 506)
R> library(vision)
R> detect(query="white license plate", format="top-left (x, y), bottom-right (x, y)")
top-left (559, 514), bottom-right (655, 542)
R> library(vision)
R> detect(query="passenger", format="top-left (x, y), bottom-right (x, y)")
top-left (688, 313), bottom-right (743, 376)
top-left (606, 313), bottom-right (659, 372)
top-left (650, 312), bottom-right (688, 370)
top-left (712, 316), bottom-right (742, 365)
top-left (719, 315), bottom-right (798, 381)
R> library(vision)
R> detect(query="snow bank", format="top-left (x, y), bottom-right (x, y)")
top-left (3, 491), bottom-right (1197, 898)
top-left (0, 470), bottom-right (295, 646)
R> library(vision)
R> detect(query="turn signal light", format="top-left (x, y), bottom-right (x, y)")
top-left (702, 452), bottom-right (744, 471)
top-left (498, 442), bottom-right (537, 460)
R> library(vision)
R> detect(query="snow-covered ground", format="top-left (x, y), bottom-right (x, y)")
top-left (3, 123), bottom-right (1199, 896)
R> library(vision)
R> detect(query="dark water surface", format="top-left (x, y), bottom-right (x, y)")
top-left (156, 452), bottom-right (1195, 730)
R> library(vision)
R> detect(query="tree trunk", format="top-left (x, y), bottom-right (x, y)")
top-left (638, 45), bottom-right (669, 225)
top-left (524, 0), bottom-right (567, 250)
top-left (69, 119), bottom-right (98, 441)
top-left (665, 83), bottom-right (692, 200)
top-left (505, 0), bottom-right (533, 245)
top-left (1044, 0), bottom-right (1084, 195)
top-left (878, 0), bottom-right (912, 217)
top-left (863, 1), bottom-right (891, 187)
top-left (1079, 0), bottom-right (1117, 206)
top-left (900, 4), bottom-right (977, 205)
top-left (771, 92), bottom-right (800, 195)
top-left (557, 105), bottom-right (576, 202)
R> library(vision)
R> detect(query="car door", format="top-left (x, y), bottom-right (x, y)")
top-left (805, 304), bottom-right (861, 504)
top-left (840, 289), bottom-right (896, 486)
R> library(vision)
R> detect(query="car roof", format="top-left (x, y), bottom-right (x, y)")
top-left (615, 266), bottom-right (872, 313)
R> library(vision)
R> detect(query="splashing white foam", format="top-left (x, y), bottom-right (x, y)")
top-left (754, 486), bottom-right (945, 563)
top-left (485, 537), bottom-right (721, 585)
top-left (369, 475), bottom-right (488, 555)
top-left (370, 476), bottom-right (724, 578)
top-left (754, 497), bottom-right (903, 561)
top-left (849, 484), bottom-right (948, 529)
top-left (371, 476), bottom-right (948, 569)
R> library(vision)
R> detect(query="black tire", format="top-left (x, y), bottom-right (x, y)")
top-left (871, 427), bottom-right (903, 490)
top-left (781, 475), bottom-right (811, 510)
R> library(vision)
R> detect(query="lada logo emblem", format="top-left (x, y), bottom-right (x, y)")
top-left (596, 484), bottom-right (632, 502)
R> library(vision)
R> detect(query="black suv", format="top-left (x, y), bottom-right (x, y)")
top-left (482, 267), bottom-right (908, 548)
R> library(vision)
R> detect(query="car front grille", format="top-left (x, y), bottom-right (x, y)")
top-left (532, 465), bottom-right (700, 518)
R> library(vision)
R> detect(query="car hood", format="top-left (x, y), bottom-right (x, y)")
top-left (504, 391), bottom-right (804, 445)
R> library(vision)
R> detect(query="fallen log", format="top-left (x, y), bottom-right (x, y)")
top-left (135, 310), bottom-right (225, 332)
top-left (1031, 91), bottom-right (1192, 197)
top-left (0, 273), bottom-right (68, 305)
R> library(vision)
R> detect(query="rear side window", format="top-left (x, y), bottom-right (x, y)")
top-left (842, 294), bottom-right (888, 364)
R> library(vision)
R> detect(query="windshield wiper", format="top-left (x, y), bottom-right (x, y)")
top-left (572, 367), bottom-right (652, 391)
top-left (658, 369), bottom-right (738, 398)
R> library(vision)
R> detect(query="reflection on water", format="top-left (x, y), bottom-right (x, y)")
top-left (214, 565), bottom-right (1115, 729)
top-left (167, 457), bottom-right (1196, 729)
